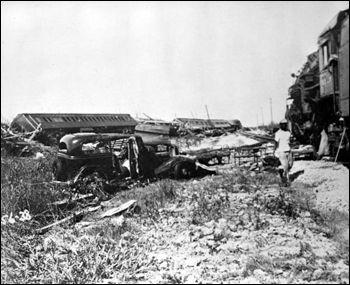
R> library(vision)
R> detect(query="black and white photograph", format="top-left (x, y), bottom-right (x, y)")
top-left (1, 1), bottom-right (349, 284)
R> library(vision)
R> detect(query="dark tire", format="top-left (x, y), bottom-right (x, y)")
top-left (52, 159), bottom-right (67, 181)
top-left (174, 161), bottom-right (196, 179)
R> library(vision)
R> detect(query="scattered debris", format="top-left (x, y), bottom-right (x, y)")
top-left (100, 200), bottom-right (137, 218)
top-left (49, 193), bottom-right (96, 210)
top-left (35, 205), bottom-right (101, 235)
top-left (1, 123), bottom-right (51, 157)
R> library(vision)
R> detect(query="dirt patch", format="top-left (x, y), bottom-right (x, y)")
top-left (290, 161), bottom-right (349, 213)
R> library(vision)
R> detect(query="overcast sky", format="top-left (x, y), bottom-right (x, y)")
top-left (1, 1), bottom-right (349, 126)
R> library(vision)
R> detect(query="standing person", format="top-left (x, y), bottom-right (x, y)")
top-left (317, 125), bottom-right (330, 160)
top-left (274, 119), bottom-right (293, 183)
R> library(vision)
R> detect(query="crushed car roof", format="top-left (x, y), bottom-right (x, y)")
top-left (59, 133), bottom-right (144, 152)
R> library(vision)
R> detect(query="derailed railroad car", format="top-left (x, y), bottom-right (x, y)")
top-left (11, 113), bottom-right (138, 145)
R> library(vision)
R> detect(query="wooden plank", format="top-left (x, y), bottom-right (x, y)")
top-left (49, 194), bottom-right (95, 208)
top-left (27, 123), bottom-right (42, 142)
top-left (100, 200), bottom-right (137, 218)
top-left (35, 206), bottom-right (101, 234)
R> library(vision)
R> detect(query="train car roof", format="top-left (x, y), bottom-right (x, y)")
top-left (11, 113), bottom-right (138, 132)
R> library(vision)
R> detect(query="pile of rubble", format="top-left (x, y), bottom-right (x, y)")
top-left (1, 123), bottom-right (51, 157)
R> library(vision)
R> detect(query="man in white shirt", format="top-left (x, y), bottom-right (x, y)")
top-left (274, 119), bottom-right (293, 183)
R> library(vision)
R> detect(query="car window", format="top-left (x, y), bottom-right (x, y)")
top-left (156, 145), bottom-right (168, 152)
top-left (81, 140), bottom-right (111, 154)
top-left (111, 138), bottom-right (128, 154)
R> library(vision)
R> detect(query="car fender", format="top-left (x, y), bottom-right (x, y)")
top-left (195, 162), bottom-right (217, 176)
top-left (155, 155), bottom-right (197, 178)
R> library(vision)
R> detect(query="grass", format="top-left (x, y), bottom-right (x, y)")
top-left (110, 178), bottom-right (181, 222)
top-left (318, 209), bottom-right (349, 265)
top-left (1, 223), bottom-right (153, 284)
top-left (1, 155), bottom-right (68, 225)
top-left (1, 149), bottom-right (349, 283)
top-left (1, 148), bottom-right (75, 283)
top-left (1, 175), bottom-right (181, 283)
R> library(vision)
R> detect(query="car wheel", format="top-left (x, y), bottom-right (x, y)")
top-left (52, 159), bottom-right (67, 181)
top-left (174, 161), bottom-right (196, 179)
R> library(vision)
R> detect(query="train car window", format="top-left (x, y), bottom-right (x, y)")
top-left (322, 43), bottom-right (329, 68)
top-left (52, 118), bottom-right (64, 123)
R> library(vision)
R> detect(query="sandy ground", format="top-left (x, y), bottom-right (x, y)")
top-left (290, 161), bottom-right (349, 213)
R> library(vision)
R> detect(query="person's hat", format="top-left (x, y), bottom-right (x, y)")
top-left (339, 117), bottom-right (344, 121)
top-left (280, 119), bottom-right (288, 124)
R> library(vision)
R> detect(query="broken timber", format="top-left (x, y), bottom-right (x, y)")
top-left (100, 200), bottom-right (137, 218)
top-left (35, 205), bottom-right (101, 235)
top-left (49, 193), bottom-right (96, 210)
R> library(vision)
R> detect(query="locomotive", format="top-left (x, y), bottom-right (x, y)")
top-left (286, 9), bottom-right (349, 162)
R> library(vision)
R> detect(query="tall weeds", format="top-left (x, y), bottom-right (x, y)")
top-left (1, 156), bottom-right (67, 222)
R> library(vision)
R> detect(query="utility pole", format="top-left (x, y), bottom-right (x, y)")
top-left (256, 114), bottom-right (259, 127)
top-left (205, 105), bottom-right (211, 120)
top-left (270, 98), bottom-right (273, 125)
top-left (261, 107), bottom-right (265, 126)
top-left (143, 113), bottom-right (154, 120)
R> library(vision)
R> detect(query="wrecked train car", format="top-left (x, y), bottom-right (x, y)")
top-left (286, 50), bottom-right (320, 145)
top-left (173, 118), bottom-right (212, 134)
top-left (11, 113), bottom-right (138, 145)
top-left (135, 119), bottom-right (178, 137)
top-left (286, 9), bottom-right (349, 161)
top-left (317, 9), bottom-right (349, 126)
top-left (227, 119), bottom-right (243, 131)
top-left (207, 119), bottom-right (232, 130)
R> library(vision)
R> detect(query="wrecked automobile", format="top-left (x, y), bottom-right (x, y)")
top-left (144, 140), bottom-right (217, 179)
top-left (52, 133), bottom-right (216, 184)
